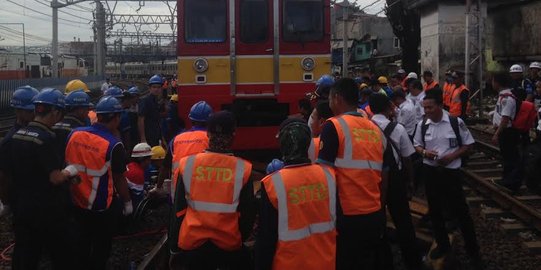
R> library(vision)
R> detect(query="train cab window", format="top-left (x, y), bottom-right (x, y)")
top-left (283, 0), bottom-right (324, 42)
top-left (240, 0), bottom-right (268, 43)
top-left (185, 0), bottom-right (227, 43)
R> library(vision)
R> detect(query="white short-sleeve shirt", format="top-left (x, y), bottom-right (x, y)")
top-left (407, 91), bottom-right (426, 124)
top-left (372, 114), bottom-right (416, 170)
top-left (493, 89), bottom-right (516, 128)
top-left (413, 111), bottom-right (475, 169)
top-left (396, 99), bottom-right (417, 136)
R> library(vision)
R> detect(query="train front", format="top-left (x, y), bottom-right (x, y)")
top-left (177, 0), bottom-right (331, 150)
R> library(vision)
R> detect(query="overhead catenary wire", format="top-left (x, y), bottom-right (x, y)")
top-left (33, 0), bottom-right (94, 21)
top-left (6, 0), bottom-right (91, 25)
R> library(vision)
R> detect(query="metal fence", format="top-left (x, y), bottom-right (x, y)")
top-left (0, 76), bottom-right (105, 113)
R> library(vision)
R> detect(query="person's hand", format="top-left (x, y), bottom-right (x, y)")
top-left (437, 153), bottom-right (456, 166)
top-left (123, 201), bottom-right (133, 216)
top-left (424, 150), bottom-right (439, 160)
top-left (491, 134), bottom-right (499, 145)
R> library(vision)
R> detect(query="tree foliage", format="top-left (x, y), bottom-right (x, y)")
top-left (385, 0), bottom-right (421, 72)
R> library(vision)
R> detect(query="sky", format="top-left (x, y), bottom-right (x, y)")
top-left (0, 0), bottom-right (386, 46)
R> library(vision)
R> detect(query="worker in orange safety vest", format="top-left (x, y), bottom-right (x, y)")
top-left (256, 119), bottom-right (337, 270)
top-left (169, 111), bottom-right (258, 270)
top-left (448, 71), bottom-right (470, 119)
top-left (308, 100), bottom-right (335, 162)
top-left (66, 96), bottom-right (133, 269)
top-left (317, 78), bottom-right (392, 270)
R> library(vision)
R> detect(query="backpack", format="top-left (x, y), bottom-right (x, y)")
top-left (372, 120), bottom-right (401, 172)
top-left (525, 141), bottom-right (541, 195)
top-left (499, 93), bottom-right (537, 133)
top-left (420, 115), bottom-right (469, 165)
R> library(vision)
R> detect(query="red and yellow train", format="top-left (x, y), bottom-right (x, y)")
top-left (176, 0), bottom-right (331, 149)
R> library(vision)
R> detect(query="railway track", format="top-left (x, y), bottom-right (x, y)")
top-left (464, 126), bottom-right (541, 253)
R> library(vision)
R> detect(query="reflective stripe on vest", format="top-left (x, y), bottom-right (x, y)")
top-left (182, 155), bottom-right (246, 213)
top-left (272, 167), bottom-right (336, 241)
top-left (333, 117), bottom-right (383, 171)
top-left (69, 161), bottom-right (112, 209)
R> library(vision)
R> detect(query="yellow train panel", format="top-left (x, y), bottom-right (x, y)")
top-left (236, 57), bottom-right (274, 84)
top-left (279, 55), bottom-right (331, 82)
top-left (178, 57), bottom-right (230, 85)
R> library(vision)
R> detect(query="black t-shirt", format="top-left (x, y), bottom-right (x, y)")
top-left (138, 94), bottom-right (161, 146)
top-left (3, 121), bottom-right (68, 220)
top-left (111, 143), bottom-right (127, 174)
top-left (52, 116), bottom-right (87, 163)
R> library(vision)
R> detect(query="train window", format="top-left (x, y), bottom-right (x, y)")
top-left (240, 0), bottom-right (268, 43)
top-left (185, 0), bottom-right (227, 43)
top-left (283, 0), bottom-right (323, 42)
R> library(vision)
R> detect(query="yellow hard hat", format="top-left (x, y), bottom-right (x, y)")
top-left (151, 146), bottom-right (166, 160)
top-left (359, 83), bottom-right (368, 89)
top-left (65, 79), bottom-right (90, 94)
top-left (170, 94), bottom-right (178, 102)
top-left (377, 76), bottom-right (388, 84)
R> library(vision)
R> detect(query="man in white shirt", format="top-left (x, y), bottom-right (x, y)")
top-left (407, 80), bottom-right (426, 124)
top-left (413, 89), bottom-right (481, 268)
top-left (101, 78), bottom-right (112, 94)
top-left (369, 93), bottom-right (422, 270)
top-left (492, 73), bottom-right (521, 191)
top-left (391, 89), bottom-right (417, 138)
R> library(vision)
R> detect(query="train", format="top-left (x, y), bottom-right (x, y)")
top-left (0, 50), bottom-right (88, 80)
top-left (105, 60), bottom-right (177, 79)
top-left (176, 0), bottom-right (332, 150)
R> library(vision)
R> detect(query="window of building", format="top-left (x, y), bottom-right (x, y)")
top-left (185, 0), bottom-right (227, 43)
top-left (283, 0), bottom-right (324, 42)
top-left (240, 0), bottom-right (268, 43)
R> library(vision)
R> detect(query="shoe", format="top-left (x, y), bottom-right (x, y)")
top-left (429, 245), bottom-right (449, 260)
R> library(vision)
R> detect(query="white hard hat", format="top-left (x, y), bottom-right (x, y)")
top-left (530, 62), bottom-right (541, 69)
top-left (397, 69), bottom-right (406, 74)
top-left (509, 64), bottom-right (524, 73)
top-left (132, 143), bottom-right (153, 158)
top-left (406, 72), bottom-right (418, 79)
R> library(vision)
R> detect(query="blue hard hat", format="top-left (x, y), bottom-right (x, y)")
top-left (189, 101), bottom-right (213, 122)
top-left (353, 77), bottom-right (364, 85)
top-left (104, 86), bottom-right (124, 98)
top-left (11, 85), bottom-right (39, 110)
top-left (65, 90), bottom-right (93, 108)
top-left (266, 159), bottom-right (284, 174)
top-left (126, 86), bottom-right (139, 96)
top-left (148, 74), bottom-right (163, 86)
top-left (95, 96), bottom-right (123, 114)
top-left (34, 88), bottom-right (65, 109)
top-left (316, 75), bottom-right (335, 88)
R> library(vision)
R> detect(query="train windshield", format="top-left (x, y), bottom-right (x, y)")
top-left (283, 0), bottom-right (324, 42)
top-left (184, 0), bottom-right (227, 43)
top-left (240, 0), bottom-right (269, 43)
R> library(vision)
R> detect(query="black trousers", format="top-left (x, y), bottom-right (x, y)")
top-left (499, 128), bottom-right (523, 190)
top-left (170, 241), bottom-right (251, 270)
top-left (337, 210), bottom-right (386, 270)
top-left (72, 207), bottom-right (117, 270)
top-left (423, 165), bottom-right (479, 257)
top-left (387, 172), bottom-right (422, 269)
top-left (12, 214), bottom-right (75, 270)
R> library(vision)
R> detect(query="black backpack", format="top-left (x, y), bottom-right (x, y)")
top-left (525, 142), bottom-right (541, 195)
top-left (380, 121), bottom-right (402, 172)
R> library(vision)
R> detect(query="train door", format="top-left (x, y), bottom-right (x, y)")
top-left (233, 0), bottom-right (274, 96)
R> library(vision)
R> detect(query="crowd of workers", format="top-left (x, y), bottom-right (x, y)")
top-left (0, 61), bottom-right (540, 270)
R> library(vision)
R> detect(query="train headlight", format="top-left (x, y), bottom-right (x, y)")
top-left (301, 57), bottom-right (315, 71)
top-left (193, 58), bottom-right (209, 73)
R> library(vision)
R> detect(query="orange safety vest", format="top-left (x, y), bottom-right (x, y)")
top-left (449, 84), bottom-right (470, 117)
top-left (262, 164), bottom-right (337, 270)
top-left (171, 129), bottom-right (209, 201)
top-left (443, 82), bottom-right (455, 108)
top-left (88, 110), bottom-right (97, 124)
top-left (66, 124), bottom-right (120, 210)
top-left (329, 114), bottom-right (384, 215)
top-left (176, 152), bottom-right (252, 251)
top-left (308, 137), bottom-right (321, 163)
top-left (423, 80), bottom-right (439, 91)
